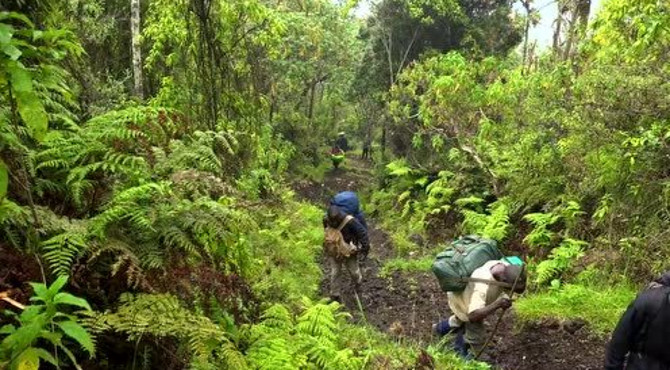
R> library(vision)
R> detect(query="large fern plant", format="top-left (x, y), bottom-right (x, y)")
top-left (90, 294), bottom-right (364, 369)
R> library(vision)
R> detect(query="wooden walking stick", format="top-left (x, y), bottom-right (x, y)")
top-left (474, 263), bottom-right (525, 361)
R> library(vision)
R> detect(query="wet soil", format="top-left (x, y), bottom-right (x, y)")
top-left (293, 157), bottom-right (608, 370)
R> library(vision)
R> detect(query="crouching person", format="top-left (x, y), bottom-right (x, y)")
top-left (434, 261), bottom-right (526, 359)
top-left (323, 205), bottom-right (370, 302)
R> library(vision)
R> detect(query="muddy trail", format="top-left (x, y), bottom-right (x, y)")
top-left (293, 157), bottom-right (607, 370)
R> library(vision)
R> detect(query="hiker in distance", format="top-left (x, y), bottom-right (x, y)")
top-left (322, 192), bottom-right (370, 302)
top-left (335, 131), bottom-right (349, 152)
top-left (605, 271), bottom-right (670, 370)
top-left (432, 236), bottom-right (526, 359)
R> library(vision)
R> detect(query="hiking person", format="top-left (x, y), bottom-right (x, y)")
top-left (605, 271), bottom-right (670, 370)
top-left (433, 258), bottom-right (526, 359)
top-left (322, 204), bottom-right (370, 301)
top-left (330, 146), bottom-right (345, 169)
top-left (361, 136), bottom-right (371, 160)
top-left (335, 132), bottom-right (349, 151)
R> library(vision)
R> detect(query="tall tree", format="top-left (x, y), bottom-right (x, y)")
top-left (131, 0), bottom-right (144, 98)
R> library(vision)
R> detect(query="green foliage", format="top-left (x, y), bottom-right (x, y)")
top-left (461, 199), bottom-right (511, 242)
top-left (515, 282), bottom-right (636, 335)
top-left (90, 293), bottom-right (237, 367)
top-left (379, 256), bottom-right (433, 278)
top-left (248, 201), bottom-right (324, 304)
top-left (523, 212), bottom-right (560, 248)
top-left (92, 294), bottom-right (366, 369)
top-left (245, 299), bottom-right (363, 370)
top-left (378, 0), bottom-right (670, 286)
top-left (339, 323), bottom-right (488, 369)
top-left (0, 276), bottom-right (93, 369)
top-left (0, 159), bottom-right (7, 200)
top-left (534, 238), bottom-right (588, 285)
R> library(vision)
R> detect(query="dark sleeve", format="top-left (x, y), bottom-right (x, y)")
top-left (605, 297), bottom-right (646, 370)
top-left (356, 212), bottom-right (368, 230)
top-left (348, 219), bottom-right (370, 254)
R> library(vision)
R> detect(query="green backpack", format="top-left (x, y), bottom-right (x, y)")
top-left (432, 235), bottom-right (505, 292)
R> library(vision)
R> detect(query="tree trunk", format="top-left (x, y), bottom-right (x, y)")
top-left (552, 1), bottom-right (566, 56)
top-left (563, 2), bottom-right (580, 61)
top-left (521, 0), bottom-right (532, 73)
top-left (577, 0), bottom-right (591, 29)
top-left (131, 0), bottom-right (144, 99)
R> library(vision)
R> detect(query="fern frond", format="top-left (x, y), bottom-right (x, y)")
top-left (42, 230), bottom-right (88, 276)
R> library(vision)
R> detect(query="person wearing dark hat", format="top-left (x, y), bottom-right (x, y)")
top-left (605, 271), bottom-right (670, 370)
top-left (335, 132), bottom-right (349, 152)
top-left (433, 261), bottom-right (526, 359)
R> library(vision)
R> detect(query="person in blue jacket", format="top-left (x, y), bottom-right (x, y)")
top-left (324, 191), bottom-right (369, 259)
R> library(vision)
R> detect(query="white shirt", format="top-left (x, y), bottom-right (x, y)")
top-left (447, 260), bottom-right (507, 322)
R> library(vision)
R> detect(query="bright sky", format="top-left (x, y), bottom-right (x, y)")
top-left (352, 0), bottom-right (605, 49)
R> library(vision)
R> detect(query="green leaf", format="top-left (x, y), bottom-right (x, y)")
top-left (0, 23), bottom-right (13, 45)
top-left (56, 320), bottom-right (94, 355)
top-left (19, 306), bottom-right (44, 323)
top-left (0, 159), bottom-right (7, 200)
top-left (3, 44), bottom-right (21, 60)
top-left (0, 324), bottom-right (16, 334)
top-left (38, 330), bottom-right (62, 346)
top-left (28, 282), bottom-right (47, 300)
top-left (2, 321), bottom-right (42, 354)
top-left (31, 347), bottom-right (57, 366)
top-left (46, 275), bottom-right (69, 297)
top-left (0, 12), bottom-right (34, 27)
top-left (6, 60), bottom-right (48, 141)
top-left (14, 348), bottom-right (40, 370)
top-left (53, 293), bottom-right (91, 311)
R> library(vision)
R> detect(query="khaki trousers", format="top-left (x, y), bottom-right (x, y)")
top-left (328, 255), bottom-right (362, 296)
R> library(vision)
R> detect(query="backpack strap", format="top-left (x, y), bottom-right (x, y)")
top-left (461, 277), bottom-right (514, 289)
top-left (337, 215), bottom-right (354, 231)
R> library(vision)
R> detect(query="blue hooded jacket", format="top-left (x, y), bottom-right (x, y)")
top-left (330, 191), bottom-right (367, 230)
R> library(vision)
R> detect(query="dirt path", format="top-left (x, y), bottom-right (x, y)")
top-left (293, 157), bottom-right (606, 370)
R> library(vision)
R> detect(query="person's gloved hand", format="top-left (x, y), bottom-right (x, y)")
top-left (497, 297), bottom-right (512, 310)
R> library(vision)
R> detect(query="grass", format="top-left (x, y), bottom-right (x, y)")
top-left (514, 283), bottom-right (637, 335)
top-left (379, 256), bottom-right (434, 278)
top-left (341, 323), bottom-right (490, 370)
top-left (295, 160), bottom-right (332, 183)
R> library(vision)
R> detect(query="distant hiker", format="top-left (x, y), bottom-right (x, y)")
top-left (335, 132), bottom-right (349, 151)
top-left (330, 146), bottom-right (345, 169)
top-left (432, 236), bottom-right (526, 359)
top-left (330, 146), bottom-right (344, 156)
top-left (329, 191), bottom-right (368, 231)
top-left (361, 137), bottom-right (371, 160)
top-left (605, 271), bottom-right (670, 370)
top-left (323, 204), bottom-right (370, 301)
